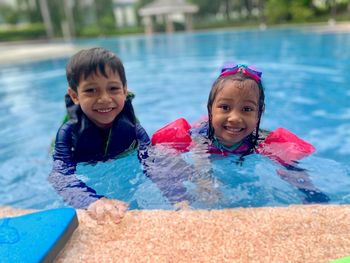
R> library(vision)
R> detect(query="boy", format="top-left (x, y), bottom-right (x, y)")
top-left (49, 47), bottom-right (150, 223)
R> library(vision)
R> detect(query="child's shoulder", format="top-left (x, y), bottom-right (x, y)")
top-left (257, 128), bottom-right (270, 144)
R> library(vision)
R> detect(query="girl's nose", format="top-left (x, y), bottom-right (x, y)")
top-left (228, 110), bottom-right (242, 123)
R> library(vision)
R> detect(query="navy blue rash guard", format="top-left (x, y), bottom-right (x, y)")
top-left (49, 96), bottom-right (150, 209)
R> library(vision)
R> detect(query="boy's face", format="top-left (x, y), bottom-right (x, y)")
top-left (68, 67), bottom-right (127, 129)
top-left (211, 80), bottom-right (260, 147)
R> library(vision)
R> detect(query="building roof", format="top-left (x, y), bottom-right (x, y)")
top-left (139, 0), bottom-right (198, 16)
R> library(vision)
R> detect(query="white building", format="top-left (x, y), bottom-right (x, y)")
top-left (139, 0), bottom-right (198, 34)
top-left (113, 0), bottom-right (138, 28)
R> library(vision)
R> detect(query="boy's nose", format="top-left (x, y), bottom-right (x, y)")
top-left (98, 91), bottom-right (112, 103)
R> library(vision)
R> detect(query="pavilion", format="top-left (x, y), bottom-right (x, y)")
top-left (138, 0), bottom-right (199, 34)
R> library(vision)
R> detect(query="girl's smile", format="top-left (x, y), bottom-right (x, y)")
top-left (95, 108), bottom-right (114, 113)
top-left (211, 79), bottom-right (260, 147)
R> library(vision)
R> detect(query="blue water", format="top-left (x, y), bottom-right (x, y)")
top-left (0, 27), bottom-right (349, 209)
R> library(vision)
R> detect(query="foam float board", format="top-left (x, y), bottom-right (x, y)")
top-left (0, 208), bottom-right (78, 262)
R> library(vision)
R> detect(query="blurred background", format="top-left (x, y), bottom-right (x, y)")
top-left (0, 0), bottom-right (350, 41)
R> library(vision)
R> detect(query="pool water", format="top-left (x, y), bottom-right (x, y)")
top-left (0, 27), bottom-right (349, 209)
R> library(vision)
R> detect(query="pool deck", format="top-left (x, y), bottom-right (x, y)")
top-left (1, 205), bottom-right (350, 262)
top-left (305, 21), bottom-right (350, 33)
top-left (0, 40), bottom-right (82, 65)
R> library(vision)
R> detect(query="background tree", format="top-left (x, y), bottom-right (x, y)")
top-left (38, 0), bottom-right (54, 38)
top-left (17, 0), bottom-right (42, 23)
top-left (290, 0), bottom-right (314, 22)
top-left (188, 0), bottom-right (221, 18)
top-left (0, 3), bottom-right (19, 24)
top-left (265, 0), bottom-right (290, 23)
top-left (95, 0), bottom-right (115, 34)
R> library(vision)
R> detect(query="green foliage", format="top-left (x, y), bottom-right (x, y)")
top-left (1, 0), bottom-right (350, 40)
top-left (98, 15), bottom-right (116, 33)
top-left (189, 0), bottom-right (221, 17)
top-left (0, 3), bottom-right (20, 24)
top-left (95, 0), bottom-right (115, 30)
top-left (77, 25), bottom-right (142, 38)
top-left (290, 1), bottom-right (314, 22)
top-left (265, 0), bottom-right (290, 23)
top-left (78, 25), bottom-right (101, 38)
top-left (0, 23), bottom-right (46, 41)
top-left (73, 0), bottom-right (118, 37)
top-left (115, 26), bottom-right (143, 35)
top-left (47, 0), bottom-right (65, 36)
top-left (18, 0), bottom-right (42, 23)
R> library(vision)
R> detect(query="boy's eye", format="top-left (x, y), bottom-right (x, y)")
top-left (110, 86), bottom-right (122, 92)
top-left (83, 87), bottom-right (96, 93)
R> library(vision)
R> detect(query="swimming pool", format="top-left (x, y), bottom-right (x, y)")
top-left (0, 27), bottom-right (349, 209)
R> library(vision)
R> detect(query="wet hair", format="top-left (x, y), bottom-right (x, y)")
top-left (66, 47), bottom-right (126, 91)
top-left (207, 72), bottom-right (265, 155)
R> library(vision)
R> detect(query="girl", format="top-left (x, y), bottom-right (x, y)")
top-left (152, 63), bottom-right (329, 204)
top-left (192, 63), bottom-right (265, 158)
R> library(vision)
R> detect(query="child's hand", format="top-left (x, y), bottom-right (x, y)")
top-left (276, 169), bottom-right (314, 190)
top-left (276, 169), bottom-right (330, 203)
top-left (87, 198), bottom-right (128, 224)
top-left (194, 178), bottom-right (220, 205)
top-left (174, 200), bottom-right (191, 210)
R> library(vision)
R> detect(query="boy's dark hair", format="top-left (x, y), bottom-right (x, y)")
top-left (66, 47), bottom-right (127, 91)
top-left (207, 72), bottom-right (265, 154)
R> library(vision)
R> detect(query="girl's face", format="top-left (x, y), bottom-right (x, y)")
top-left (211, 79), bottom-right (260, 147)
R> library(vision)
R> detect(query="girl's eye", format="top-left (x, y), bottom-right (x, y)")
top-left (243, 106), bottom-right (254, 112)
top-left (220, 105), bottom-right (230, 111)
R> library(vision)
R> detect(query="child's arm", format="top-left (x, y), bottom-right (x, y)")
top-left (49, 124), bottom-right (128, 223)
top-left (256, 128), bottom-right (330, 203)
top-left (136, 123), bottom-right (194, 205)
top-left (48, 123), bottom-right (104, 209)
top-left (276, 165), bottom-right (330, 203)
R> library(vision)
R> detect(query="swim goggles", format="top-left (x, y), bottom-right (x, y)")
top-left (219, 63), bottom-right (262, 82)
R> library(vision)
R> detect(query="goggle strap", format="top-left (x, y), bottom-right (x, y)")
top-left (219, 66), bottom-right (261, 82)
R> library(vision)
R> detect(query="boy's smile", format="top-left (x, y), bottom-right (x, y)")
top-left (211, 79), bottom-right (260, 147)
top-left (68, 67), bottom-right (127, 129)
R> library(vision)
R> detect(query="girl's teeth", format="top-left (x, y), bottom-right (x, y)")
top-left (226, 127), bottom-right (242, 132)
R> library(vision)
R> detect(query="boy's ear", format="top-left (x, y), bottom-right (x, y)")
top-left (123, 85), bottom-right (128, 95)
top-left (67, 87), bottom-right (79, 105)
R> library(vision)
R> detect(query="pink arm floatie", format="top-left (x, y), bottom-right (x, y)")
top-left (152, 119), bottom-right (316, 165)
top-left (256, 128), bottom-right (316, 165)
top-left (151, 118), bottom-right (192, 152)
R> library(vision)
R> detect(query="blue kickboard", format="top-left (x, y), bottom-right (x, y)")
top-left (0, 208), bottom-right (78, 263)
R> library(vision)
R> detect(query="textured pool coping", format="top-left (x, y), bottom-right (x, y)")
top-left (1, 205), bottom-right (350, 262)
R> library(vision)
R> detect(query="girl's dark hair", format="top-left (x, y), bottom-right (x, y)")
top-left (66, 47), bottom-right (126, 91)
top-left (207, 72), bottom-right (265, 155)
